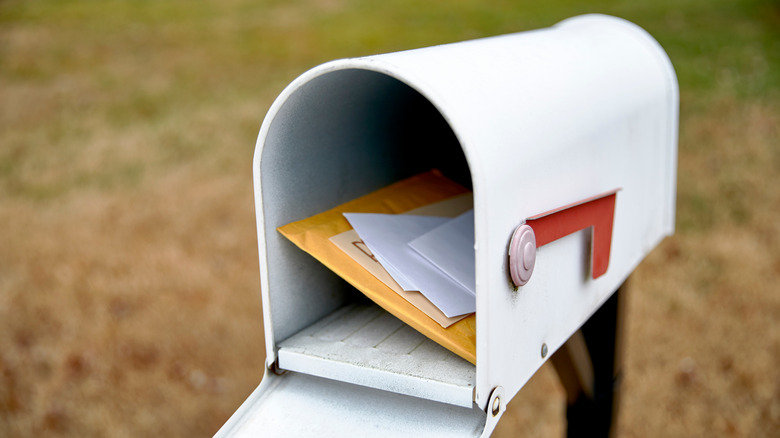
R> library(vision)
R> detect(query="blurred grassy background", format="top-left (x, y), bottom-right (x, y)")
top-left (0, 0), bottom-right (778, 436)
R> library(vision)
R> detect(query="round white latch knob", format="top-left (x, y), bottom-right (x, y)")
top-left (509, 224), bottom-right (536, 287)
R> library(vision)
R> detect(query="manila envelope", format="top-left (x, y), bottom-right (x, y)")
top-left (277, 170), bottom-right (477, 364)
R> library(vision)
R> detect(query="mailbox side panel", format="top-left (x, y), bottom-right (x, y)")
top-left (470, 16), bottom-right (678, 407)
top-left (364, 14), bottom-right (678, 407)
top-left (478, 16), bottom-right (678, 407)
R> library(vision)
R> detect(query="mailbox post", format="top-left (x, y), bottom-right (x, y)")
top-left (217, 14), bottom-right (678, 437)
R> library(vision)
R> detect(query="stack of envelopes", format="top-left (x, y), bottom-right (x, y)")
top-left (277, 170), bottom-right (477, 364)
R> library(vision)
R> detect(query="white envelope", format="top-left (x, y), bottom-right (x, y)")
top-left (409, 210), bottom-right (475, 294)
top-left (344, 213), bottom-right (476, 318)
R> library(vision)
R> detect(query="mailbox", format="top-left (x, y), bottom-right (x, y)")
top-left (217, 14), bottom-right (677, 437)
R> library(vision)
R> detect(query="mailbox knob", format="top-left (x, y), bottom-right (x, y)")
top-left (509, 224), bottom-right (536, 287)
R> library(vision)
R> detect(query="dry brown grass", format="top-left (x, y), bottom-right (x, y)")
top-left (1, 0), bottom-right (778, 436)
top-left (0, 168), bottom-right (266, 436)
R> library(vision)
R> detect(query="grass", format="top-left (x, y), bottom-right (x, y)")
top-left (1, 0), bottom-right (778, 436)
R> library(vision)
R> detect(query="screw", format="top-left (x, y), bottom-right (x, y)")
top-left (541, 343), bottom-right (548, 358)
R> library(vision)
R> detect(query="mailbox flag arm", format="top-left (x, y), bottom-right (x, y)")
top-left (527, 190), bottom-right (619, 279)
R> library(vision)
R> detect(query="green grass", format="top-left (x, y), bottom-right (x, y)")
top-left (3, 0), bottom-right (774, 235)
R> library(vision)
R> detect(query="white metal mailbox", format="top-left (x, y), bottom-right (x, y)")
top-left (217, 14), bottom-right (678, 437)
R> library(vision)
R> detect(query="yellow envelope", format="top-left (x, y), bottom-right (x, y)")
top-left (277, 170), bottom-right (477, 364)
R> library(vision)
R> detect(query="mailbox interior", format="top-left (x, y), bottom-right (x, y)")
top-left (258, 68), bottom-right (477, 406)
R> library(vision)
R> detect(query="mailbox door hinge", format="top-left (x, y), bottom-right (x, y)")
top-left (480, 386), bottom-right (506, 438)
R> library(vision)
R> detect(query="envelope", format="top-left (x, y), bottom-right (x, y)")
top-left (342, 213), bottom-right (475, 318)
top-left (329, 229), bottom-right (468, 327)
top-left (330, 191), bottom-right (473, 327)
top-left (277, 170), bottom-right (477, 364)
top-left (409, 209), bottom-right (477, 294)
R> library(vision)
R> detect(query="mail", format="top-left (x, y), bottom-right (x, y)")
top-left (343, 212), bottom-right (476, 318)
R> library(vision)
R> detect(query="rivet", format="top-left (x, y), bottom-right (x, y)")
top-left (491, 396), bottom-right (501, 417)
top-left (541, 343), bottom-right (548, 358)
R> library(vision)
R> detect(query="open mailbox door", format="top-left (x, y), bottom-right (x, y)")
top-left (217, 14), bottom-right (678, 437)
top-left (217, 369), bottom-right (487, 437)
